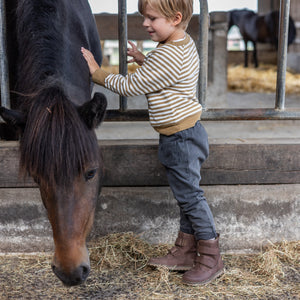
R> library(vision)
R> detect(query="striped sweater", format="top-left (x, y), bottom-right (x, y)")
top-left (92, 34), bottom-right (202, 135)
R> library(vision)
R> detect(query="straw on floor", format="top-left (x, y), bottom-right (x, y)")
top-left (0, 232), bottom-right (299, 299)
top-left (228, 64), bottom-right (300, 94)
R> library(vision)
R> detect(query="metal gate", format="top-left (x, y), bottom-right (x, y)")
top-left (1, 0), bottom-right (300, 120)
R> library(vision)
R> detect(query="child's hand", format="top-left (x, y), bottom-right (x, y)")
top-left (127, 41), bottom-right (145, 66)
top-left (81, 47), bottom-right (100, 75)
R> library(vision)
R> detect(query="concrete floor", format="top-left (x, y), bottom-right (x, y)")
top-left (95, 91), bottom-right (300, 140)
top-left (96, 119), bottom-right (300, 140)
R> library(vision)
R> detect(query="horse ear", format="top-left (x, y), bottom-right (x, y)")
top-left (78, 92), bottom-right (107, 129)
top-left (0, 106), bottom-right (26, 130)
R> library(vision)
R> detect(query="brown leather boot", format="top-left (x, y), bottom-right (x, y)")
top-left (182, 234), bottom-right (224, 285)
top-left (147, 231), bottom-right (196, 271)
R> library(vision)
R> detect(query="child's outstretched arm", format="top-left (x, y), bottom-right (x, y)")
top-left (81, 47), bottom-right (100, 75)
top-left (127, 41), bottom-right (145, 66)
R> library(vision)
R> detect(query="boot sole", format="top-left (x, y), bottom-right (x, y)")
top-left (182, 268), bottom-right (225, 285)
top-left (147, 263), bottom-right (192, 271)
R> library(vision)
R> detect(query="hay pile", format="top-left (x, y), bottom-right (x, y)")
top-left (0, 232), bottom-right (299, 299)
top-left (228, 64), bottom-right (300, 94)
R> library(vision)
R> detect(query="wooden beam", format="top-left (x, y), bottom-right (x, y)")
top-left (94, 13), bottom-right (227, 41)
top-left (0, 139), bottom-right (299, 187)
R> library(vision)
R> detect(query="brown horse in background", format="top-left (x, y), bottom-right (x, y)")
top-left (228, 9), bottom-right (296, 67)
top-left (0, 0), bottom-right (107, 286)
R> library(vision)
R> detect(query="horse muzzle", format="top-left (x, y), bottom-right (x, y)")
top-left (51, 262), bottom-right (90, 286)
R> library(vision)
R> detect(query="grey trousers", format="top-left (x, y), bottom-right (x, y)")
top-left (158, 121), bottom-right (217, 240)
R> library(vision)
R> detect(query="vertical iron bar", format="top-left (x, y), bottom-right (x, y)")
top-left (118, 0), bottom-right (128, 112)
top-left (0, 0), bottom-right (10, 109)
top-left (198, 0), bottom-right (209, 110)
top-left (275, 0), bottom-right (290, 110)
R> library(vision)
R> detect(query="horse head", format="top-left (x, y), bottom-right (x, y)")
top-left (0, 89), bottom-right (107, 286)
top-left (228, 9), bottom-right (250, 31)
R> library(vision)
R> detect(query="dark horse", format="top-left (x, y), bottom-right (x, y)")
top-left (0, 0), bottom-right (107, 286)
top-left (228, 9), bottom-right (296, 67)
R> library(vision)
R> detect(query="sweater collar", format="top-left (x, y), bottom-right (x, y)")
top-left (157, 34), bottom-right (190, 48)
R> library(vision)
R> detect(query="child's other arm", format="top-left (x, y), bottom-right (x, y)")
top-left (127, 41), bottom-right (145, 66)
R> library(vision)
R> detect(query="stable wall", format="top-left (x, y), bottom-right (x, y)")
top-left (0, 137), bottom-right (299, 253)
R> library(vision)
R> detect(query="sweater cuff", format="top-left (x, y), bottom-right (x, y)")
top-left (91, 68), bottom-right (110, 86)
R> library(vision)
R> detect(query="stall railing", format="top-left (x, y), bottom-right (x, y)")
top-left (104, 0), bottom-right (300, 121)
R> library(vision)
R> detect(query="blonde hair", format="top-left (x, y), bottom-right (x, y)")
top-left (138, 0), bottom-right (193, 30)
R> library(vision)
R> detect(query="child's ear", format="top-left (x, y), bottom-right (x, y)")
top-left (173, 12), bottom-right (183, 26)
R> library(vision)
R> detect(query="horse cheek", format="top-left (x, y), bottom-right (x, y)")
top-left (77, 174), bottom-right (99, 227)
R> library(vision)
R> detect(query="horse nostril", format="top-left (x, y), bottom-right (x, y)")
top-left (80, 264), bottom-right (90, 280)
top-left (73, 264), bottom-right (90, 285)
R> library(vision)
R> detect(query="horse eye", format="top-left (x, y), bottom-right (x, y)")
top-left (85, 169), bottom-right (97, 181)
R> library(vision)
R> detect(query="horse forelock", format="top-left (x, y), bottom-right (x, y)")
top-left (20, 86), bottom-right (99, 187)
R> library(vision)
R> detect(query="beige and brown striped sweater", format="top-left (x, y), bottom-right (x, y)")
top-left (92, 34), bottom-right (202, 135)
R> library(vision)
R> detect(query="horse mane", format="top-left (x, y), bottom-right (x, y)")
top-left (19, 85), bottom-right (100, 187)
top-left (16, 0), bottom-right (64, 93)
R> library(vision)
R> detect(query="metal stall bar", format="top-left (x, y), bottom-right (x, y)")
top-left (198, 0), bottom-right (209, 109)
top-left (202, 107), bottom-right (300, 120)
top-left (118, 0), bottom-right (128, 111)
top-left (105, 107), bottom-right (300, 121)
top-left (275, 0), bottom-right (290, 110)
top-left (0, 0), bottom-right (10, 109)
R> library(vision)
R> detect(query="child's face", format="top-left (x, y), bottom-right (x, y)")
top-left (142, 5), bottom-right (183, 43)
